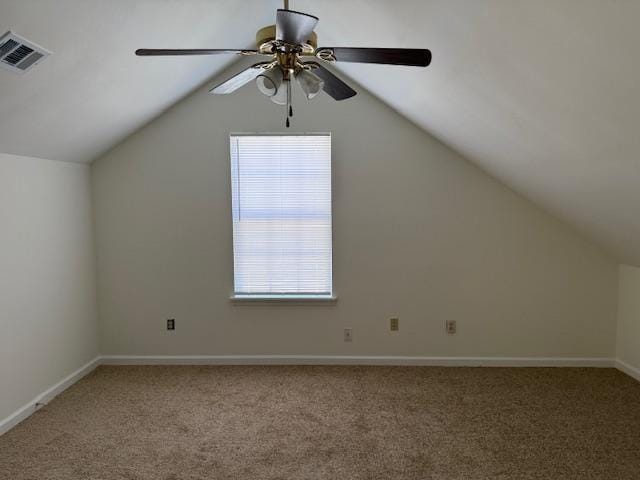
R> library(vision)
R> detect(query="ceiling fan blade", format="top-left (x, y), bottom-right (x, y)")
top-left (209, 63), bottom-right (270, 94)
top-left (275, 9), bottom-right (318, 45)
top-left (135, 48), bottom-right (258, 56)
top-left (304, 62), bottom-right (356, 101)
top-left (318, 47), bottom-right (431, 67)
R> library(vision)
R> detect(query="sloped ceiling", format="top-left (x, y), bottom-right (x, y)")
top-left (1, 1), bottom-right (639, 265)
top-left (0, 0), bottom-right (282, 163)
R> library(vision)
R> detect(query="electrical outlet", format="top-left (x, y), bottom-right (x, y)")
top-left (446, 320), bottom-right (456, 335)
top-left (167, 319), bottom-right (175, 331)
top-left (390, 318), bottom-right (399, 331)
top-left (344, 328), bottom-right (353, 342)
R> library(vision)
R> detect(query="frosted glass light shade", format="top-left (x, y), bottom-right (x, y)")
top-left (297, 69), bottom-right (324, 99)
top-left (256, 67), bottom-right (283, 97)
top-left (271, 79), bottom-right (288, 105)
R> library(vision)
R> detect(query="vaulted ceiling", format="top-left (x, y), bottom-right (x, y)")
top-left (1, 0), bottom-right (639, 265)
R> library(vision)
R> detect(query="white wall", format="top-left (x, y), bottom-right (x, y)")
top-left (616, 265), bottom-right (640, 374)
top-left (0, 153), bottom-right (99, 421)
top-left (92, 62), bottom-right (618, 359)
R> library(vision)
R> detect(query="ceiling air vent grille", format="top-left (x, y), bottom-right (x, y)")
top-left (0, 31), bottom-right (51, 74)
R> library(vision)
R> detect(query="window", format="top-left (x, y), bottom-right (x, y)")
top-left (230, 134), bottom-right (332, 300)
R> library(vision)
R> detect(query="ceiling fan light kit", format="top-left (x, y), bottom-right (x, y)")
top-left (135, 1), bottom-right (431, 127)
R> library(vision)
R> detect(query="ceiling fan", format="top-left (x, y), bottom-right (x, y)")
top-left (136, 1), bottom-right (432, 127)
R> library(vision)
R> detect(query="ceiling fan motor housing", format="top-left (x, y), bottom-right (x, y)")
top-left (255, 25), bottom-right (317, 54)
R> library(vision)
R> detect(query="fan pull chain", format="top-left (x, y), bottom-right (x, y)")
top-left (285, 78), bottom-right (292, 128)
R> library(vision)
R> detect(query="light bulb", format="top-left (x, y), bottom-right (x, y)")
top-left (297, 69), bottom-right (324, 99)
top-left (256, 67), bottom-right (283, 97)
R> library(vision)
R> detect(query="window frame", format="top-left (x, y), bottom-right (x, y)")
top-left (227, 132), bottom-right (336, 304)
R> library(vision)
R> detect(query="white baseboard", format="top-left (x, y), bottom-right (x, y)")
top-left (0, 356), bottom-right (101, 437)
top-left (615, 359), bottom-right (640, 382)
top-left (100, 355), bottom-right (615, 368)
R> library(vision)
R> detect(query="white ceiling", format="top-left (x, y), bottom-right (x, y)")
top-left (1, 0), bottom-right (640, 265)
top-left (0, 0), bottom-right (281, 163)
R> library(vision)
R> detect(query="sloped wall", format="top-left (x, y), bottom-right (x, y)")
top-left (92, 63), bottom-right (617, 359)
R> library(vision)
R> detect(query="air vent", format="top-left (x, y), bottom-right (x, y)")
top-left (0, 31), bottom-right (51, 74)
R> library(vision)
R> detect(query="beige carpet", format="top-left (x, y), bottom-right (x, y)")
top-left (1, 366), bottom-right (640, 479)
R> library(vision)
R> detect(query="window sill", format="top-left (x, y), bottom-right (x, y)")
top-left (229, 294), bottom-right (338, 305)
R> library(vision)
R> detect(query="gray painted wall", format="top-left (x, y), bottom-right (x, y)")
top-left (91, 63), bottom-right (618, 359)
top-left (0, 153), bottom-right (98, 421)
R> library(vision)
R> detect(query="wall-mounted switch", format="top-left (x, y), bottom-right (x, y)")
top-left (167, 319), bottom-right (175, 331)
top-left (390, 318), bottom-right (399, 331)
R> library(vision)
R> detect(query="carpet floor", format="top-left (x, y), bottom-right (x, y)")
top-left (1, 366), bottom-right (640, 479)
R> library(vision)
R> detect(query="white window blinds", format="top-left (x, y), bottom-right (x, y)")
top-left (230, 134), bottom-right (332, 297)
